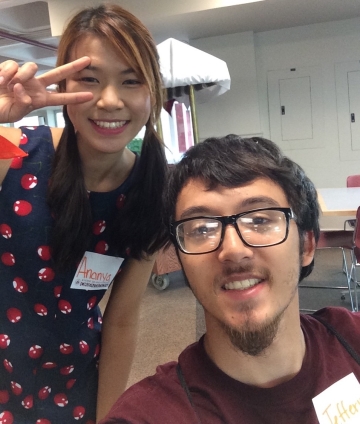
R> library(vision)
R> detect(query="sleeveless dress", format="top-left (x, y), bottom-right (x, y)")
top-left (0, 126), bottom-right (137, 424)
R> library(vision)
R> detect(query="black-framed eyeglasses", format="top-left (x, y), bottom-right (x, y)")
top-left (170, 207), bottom-right (296, 255)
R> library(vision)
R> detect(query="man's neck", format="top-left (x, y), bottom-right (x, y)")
top-left (203, 310), bottom-right (305, 388)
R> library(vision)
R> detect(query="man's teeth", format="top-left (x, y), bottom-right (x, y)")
top-left (93, 120), bottom-right (126, 129)
top-left (224, 279), bottom-right (261, 290)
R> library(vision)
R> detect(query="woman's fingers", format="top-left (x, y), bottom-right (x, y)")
top-left (45, 91), bottom-right (93, 107)
top-left (37, 56), bottom-right (91, 88)
top-left (6, 62), bottom-right (38, 88)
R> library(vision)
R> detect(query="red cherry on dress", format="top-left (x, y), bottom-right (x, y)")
top-left (87, 296), bottom-right (97, 310)
top-left (92, 220), bottom-right (106, 235)
top-left (21, 395), bottom-right (33, 409)
top-left (60, 365), bottom-right (74, 375)
top-left (13, 277), bottom-right (28, 293)
top-left (116, 194), bottom-right (126, 209)
top-left (3, 359), bottom-right (13, 373)
top-left (6, 308), bottom-right (21, 323)
top-left (1, 253), bottom-right (15, 266)
top-left (28, 345), bottom-right (43, 359)
top-left (0, 224), bottom-right (12, 239)
top-left (38, 386), bottom-right (51, 400)
top-left (59, 343), bottom-right (73, 355)
top-left (34, 304), bottom-right (48, 316)
top-left (36, 420), bottom-right (51, 424)
top-left (0, 410), bottom-right (13, 424)
top-left (0, 335), bottom-right (10, 349)
top-left (94, 240), bottom-right (108, 254)
top-left (10, 381), bottom-right (22, 396)
top-left (37, 246), bottom-right (51, 261)
top-left (13, 200), bottom-right (32, 216)
top-left (0, 390), bottom-right (9, 404)
top-left (73, 406), bottom-right (85, 420)
top-left (53, 286), bottom-right (62, 298)
top-left (79, 340), bottom-right (89, 355)
top-left (38, 267), bottom-right (55, 282)
top-left (54, 393), bottom-right (68, 407)
top-left (19, 134), bottom-right (28, 145)
top-left (42, 362), bottom-right (57, 369)
top-left (58, 300), bottom-right (72, 314)
top-left (10, 157), bottom-right (23, 169)
top-left (21, 174), bottom-right (37, 190)
top-left (66, 379), bottom-right (76, 389)
top-left (87, 317), bottom-right (94, 329)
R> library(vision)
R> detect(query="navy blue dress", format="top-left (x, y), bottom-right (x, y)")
top-left (0, 126), bottom-right (137, 423)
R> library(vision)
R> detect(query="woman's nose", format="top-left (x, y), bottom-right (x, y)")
top-left (97, 85), bottom-right (125, 110)
top-left (217, 225), bottom-right (253, 263)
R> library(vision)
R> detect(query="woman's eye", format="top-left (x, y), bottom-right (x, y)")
top-left (123, 79), bottom-right (142, 86)
top-left (80, 77), bottom-right (98, 83)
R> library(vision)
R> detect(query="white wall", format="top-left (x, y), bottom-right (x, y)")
top-left (190, 18), bottom-right (360, 228)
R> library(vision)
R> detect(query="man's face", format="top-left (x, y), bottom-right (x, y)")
top-left (175, 177), bottom-right (315, 355)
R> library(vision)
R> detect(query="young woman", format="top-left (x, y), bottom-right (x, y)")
top-left (0, 4), bottom-right (167, 423)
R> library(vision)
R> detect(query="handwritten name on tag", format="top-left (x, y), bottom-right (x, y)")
top-left (313, 373), bottom-right (360, 424)
top-left (71, 251), bottom-right (124, 291)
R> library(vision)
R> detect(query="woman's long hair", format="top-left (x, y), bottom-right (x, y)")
top-left (47, 4), bottom-right (168, 269)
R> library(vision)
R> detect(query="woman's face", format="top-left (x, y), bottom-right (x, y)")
top-left (65, 35), bottom-right (152, 156)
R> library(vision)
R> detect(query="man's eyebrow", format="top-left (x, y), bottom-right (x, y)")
top-left (178, 196), bottom-right (282, 220)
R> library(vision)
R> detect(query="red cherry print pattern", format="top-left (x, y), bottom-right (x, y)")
top-left (3, 359), bottom-right (13, 373)
top-left (53, 285), bottom-right (62, 298)
top-left (95, 240), bottom-right (108, 254)
top-left (37, 245), bottom-right (51, 261)
top-left (13, 277), bottom-right (28, 293)
top-left (0, 335), bottom-right (10, 349)
top-left (1, 253), bottom-right (15, 266)
top-left (94, 344), bottom-right (100, 358)
top-left (13, 200), bottom-right (32, 216)
top-left (87, 296), bottom-right (96, 310)
top-left (42, 362), bottom-right (57, 369)
top-left (73, 406), bottom-right (86, 420)
top-left (21, 394), bottom-right (33, 409)
top-left (92, 220), bottom-right (106, 235)
top-left (34, 304), bottom-right (48, 316)
top-left (0, 390), bottom-right (9, 404)
top-left (21, 174), bottom-right (37, 190)
top-left (38, 267), bottom-right (55, 282)
top-left (58, 299), bottom-right (72, 314)
top-left (87, 317), bottom-right (94, 329)
top-left (19, 133), bottom-right (28, 145)
top-left (54, 393), bottom-right (68, 407)
top-left (116, 194), bottom-right (126, 209)
top-left (66, 379), bottom-right (76, 390)
top-left (28, 345), bottom-right (43, 359)
top-left (0, 411), bottom-right (13, 424)
top-left (79, 340), bottom-right (89, 354)
top-left (36, 420), bottom-right (51, 424)
top-left (10, 381), bottom-right (22, 396)
top-left (38, 386), bottom-right (51, 400)
top-left (10, 157), bottom-right (23, 169)
top-left (0, 224), bottom-right (12, 239)
top-left (6, 308), bottom-right (22, 323)
top-left (60, 365), bottom-right (74, 375)
top-left (59, 343), bottom-right (73, 355)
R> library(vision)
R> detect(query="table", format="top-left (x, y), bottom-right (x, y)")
top-left (317, 187), bottom-right (360, 216)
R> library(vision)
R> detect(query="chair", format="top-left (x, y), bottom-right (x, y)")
top-left (344, 175), bottom-right (360, 230)
top-left (349, 206), bottom-right (360, 311)
top-left (300, 229), bottom-right (355, 312)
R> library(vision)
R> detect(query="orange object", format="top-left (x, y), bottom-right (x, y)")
top-left (0, 134), bottom-right (28, 159)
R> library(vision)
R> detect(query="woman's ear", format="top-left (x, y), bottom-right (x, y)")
top-left (301, 231), bottom-right (316, 267)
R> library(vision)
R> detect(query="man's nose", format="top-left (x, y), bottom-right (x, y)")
top-left (217, 224), bottom-right (253, 263)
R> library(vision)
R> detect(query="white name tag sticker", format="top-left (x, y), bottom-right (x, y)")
top-left (312, 373), bottom-right (360, 424)
top-left (71, 251), bottom-right (124, 291)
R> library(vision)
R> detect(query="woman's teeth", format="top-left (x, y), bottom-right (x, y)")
top-left (93, 120), bottom-right (126, 129)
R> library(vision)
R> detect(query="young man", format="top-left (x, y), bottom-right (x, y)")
top-left (101, 135), bottom-right (360, 424)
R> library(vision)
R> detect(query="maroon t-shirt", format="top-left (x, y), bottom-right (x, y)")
top-left (101, 307), bottom-right (360, 424)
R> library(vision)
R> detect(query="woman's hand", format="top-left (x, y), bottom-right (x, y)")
top-left (0, 56), bottom-right (93, 123)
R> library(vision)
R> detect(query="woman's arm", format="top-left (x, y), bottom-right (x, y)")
top-left (96, 255), bottom-right (156, 422)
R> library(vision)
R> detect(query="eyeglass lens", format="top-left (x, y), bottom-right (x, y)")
top-left (176, 209), bottom-right (288, 254)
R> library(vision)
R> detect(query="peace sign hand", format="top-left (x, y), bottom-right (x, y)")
top-left (0, 56), bottom-right (93, 123)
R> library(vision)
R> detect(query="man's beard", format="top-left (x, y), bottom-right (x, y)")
top-left (220, 307), bottom-right (284, 356)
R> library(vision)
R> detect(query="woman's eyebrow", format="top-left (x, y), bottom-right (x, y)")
top-left (83, 65), bottom-right (136, 75)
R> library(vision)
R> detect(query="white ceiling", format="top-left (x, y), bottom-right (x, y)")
top-left (0, 0), bottom-right (360, 72)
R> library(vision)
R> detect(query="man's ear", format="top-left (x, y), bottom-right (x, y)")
top-left (301, 231), bottom-right (316, 267)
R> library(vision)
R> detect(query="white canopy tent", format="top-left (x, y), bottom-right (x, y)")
top-left (157, 38), bottom-right (231, 144)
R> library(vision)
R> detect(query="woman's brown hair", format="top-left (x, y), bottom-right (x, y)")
top-left (47, 3), bottom-right (168, 268)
